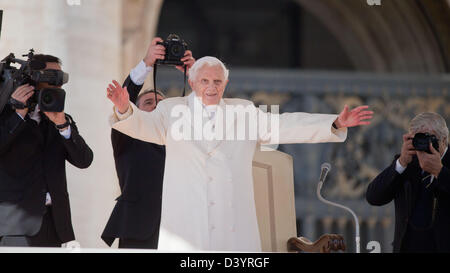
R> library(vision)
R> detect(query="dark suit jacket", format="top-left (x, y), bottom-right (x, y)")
top-left (0, 107), bottom-right (93, 243)
top-left (366, 146), bottom-right (450, 252)
top-left (101, 76), bottom-right (165, 247)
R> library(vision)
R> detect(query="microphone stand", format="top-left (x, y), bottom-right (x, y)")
top-left (317, 174), bottom-right (360, 253)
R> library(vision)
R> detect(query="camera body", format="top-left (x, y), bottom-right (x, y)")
top-left (23, 69), bottom-right (68, 112)
top-left (156, 34), bottom-right (188, 66)
top-left (0, 49), bottom-right (69, 113)
top-left (412, 132), bottom-right (440, 154)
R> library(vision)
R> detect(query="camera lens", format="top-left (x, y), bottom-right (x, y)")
top-left (42, 92), bottom-right (53, 105)
top-left (38, 88), bottom-right (65, 112)
top-left (171, 44), bottom-right (184, 57)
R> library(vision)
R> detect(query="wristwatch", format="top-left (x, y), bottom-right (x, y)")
top-left (9, 98), bottom-right (27, 109)
top-left (55, 115), bottom-right (72, 130)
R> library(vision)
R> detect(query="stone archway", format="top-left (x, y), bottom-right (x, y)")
top-left (122, 0), bottom-right (450, 77)
top-left (295, 0), bottom-right (450, 73)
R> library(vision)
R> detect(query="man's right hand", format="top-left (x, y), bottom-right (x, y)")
top-left (107, 80), bottom-right (130, 114)
top-left (11, 84), bottom-right (34, 117)
top-left (399, 133), bottom-right (416, 167)
top-left (143, 37), bottom-right (165, 67)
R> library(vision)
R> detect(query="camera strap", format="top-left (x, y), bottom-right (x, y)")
top-left (153, 63), bottom-right (188, 106)
top-left (153, 63), bottom-right (158, 105)
top-left (183, 65), bottom-right (187, 97)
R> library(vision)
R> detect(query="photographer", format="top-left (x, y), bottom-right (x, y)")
top-left (366, 112), bottom-right (450, 252)
top-left (101, 37), bottom-right (194, 249)
top-left (0, 54), bottom-right (93, 247)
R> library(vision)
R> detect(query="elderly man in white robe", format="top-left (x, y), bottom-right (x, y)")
top-left (106, 56), bottom-right (373, 252)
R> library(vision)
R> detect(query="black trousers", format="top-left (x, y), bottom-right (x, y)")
top-left (118, 229), bottom-right (159, 249)
top-left (118, 238), bottom-right (155, 249)
top-left (0, 206), bottom-right (62, 247)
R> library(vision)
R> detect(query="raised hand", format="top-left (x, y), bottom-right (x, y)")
top-left (399, 133), bottom-right (416, 167)
top-left (143, 37), bottom-right (165, 67)
top-left (417, 143), bottom-right (443, 177)
top-left (176, 50), bottom-right (195, 74)
top-left (106, 80), bottom-right (130, 114)
top-left (334, 105), bottom-right (373, 128)
top-left (11, 84), bottom-right (34, 117)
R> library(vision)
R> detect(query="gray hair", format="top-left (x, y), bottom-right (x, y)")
top-left (409, 112), bottom-right (449, 143)
top-left (136, 89), bottom-right (166, 106)
top-left (188, 56), bottom-right (229, 82)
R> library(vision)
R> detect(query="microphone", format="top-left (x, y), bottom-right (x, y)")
top-left (318, 162), bottom-right (331, 191)
top-left (316, 162), bottom-right (360, 253)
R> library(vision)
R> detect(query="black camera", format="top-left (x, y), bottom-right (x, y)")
top-left (412, 132), bottom-right (440, 154)
top-left (156, 34), bottom-right (188, 66)
top-left (152, 34), bottom-right (189, 98)
top-left (0, 49), bottom-right (68, 113)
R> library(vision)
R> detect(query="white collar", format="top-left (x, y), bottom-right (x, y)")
top-left (29, 105), bottom-right (41, 124)
top-left (189, 91), bottom-right (223, 111)
top-left (442, 147), bottom-right (448, 160)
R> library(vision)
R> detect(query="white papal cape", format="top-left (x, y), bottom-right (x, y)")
top-left (110, 92), bottom-right (347, 251)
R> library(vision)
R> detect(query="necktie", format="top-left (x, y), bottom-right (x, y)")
top-left (422, 172), bottom-right (433, 188)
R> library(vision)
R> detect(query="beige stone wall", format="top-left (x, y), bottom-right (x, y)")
top-left (0, 0), bottom-right (163, 248)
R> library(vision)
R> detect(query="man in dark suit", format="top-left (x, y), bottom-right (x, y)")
top-left (366, 112), bottom-right (450, 252)
top-left (101, 37), bottom-right (194, 249)
top-left (0, 54), bottom-right (93, 247)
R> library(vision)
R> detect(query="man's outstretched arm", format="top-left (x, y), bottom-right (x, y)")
top-left (258, 104), bottom-right (373, 144)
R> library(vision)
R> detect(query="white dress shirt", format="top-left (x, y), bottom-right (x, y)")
top-left (129, 60), bottom-right (153, 86)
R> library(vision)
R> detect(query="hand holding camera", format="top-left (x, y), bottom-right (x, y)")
top-left (143, 37), bottom-right (166, 67)
top-left (399, 132), bottom-right (443, 176)
top-left (143, 36), bottom-right (194, 73)
top-left (399, 133), bottom-right (416, 167)
top-left (44, 111), bottom-right (68, 130)
top-left (11, 84), bottom-right (34, 117)
top-left (176, 50), bottom-right (195, 74)
top-left (416, 143), bottom-right (443, 177)
top-left (144, 35), bottom-right (192, 98)
top-left (155, 34), bottom-right (188, 67)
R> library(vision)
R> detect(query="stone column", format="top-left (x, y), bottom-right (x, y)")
top-left (121, 0), bottom-right (164, 91)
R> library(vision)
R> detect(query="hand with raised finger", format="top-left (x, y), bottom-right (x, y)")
top-left (334, 105), bottom-right (374, 128)
top-left (106, 80), bottom-right (130, 114)
top-left (143, 37), bottom-right (165, 67)
top-left (399, 133), bottom-right (416, 167)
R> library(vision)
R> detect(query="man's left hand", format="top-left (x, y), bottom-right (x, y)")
top-left (176, 50), bottom-right (195, 74)
top-left (44, 111), bottom-right (68, 130)
top-left (334, 105), bottom-right (373, 128)
top-left (417, 143), bottom-right (443, 177)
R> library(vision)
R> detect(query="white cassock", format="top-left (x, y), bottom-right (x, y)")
top-left (110, 91), bottom-right (347, 252)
